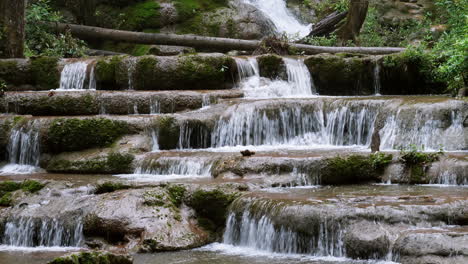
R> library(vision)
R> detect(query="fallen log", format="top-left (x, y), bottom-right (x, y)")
top-left (304, 11), bottom-right (348, 39)
top-left (43, 22), bottom-right (405, 55)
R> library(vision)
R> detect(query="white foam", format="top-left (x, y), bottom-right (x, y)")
top-left (0, 245), bottom-right (82, 252)
top-left (0, 164), bottom-right (43, 175)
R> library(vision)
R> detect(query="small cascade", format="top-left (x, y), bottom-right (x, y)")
top-left (238, 57), bottom-right (315, 98)
top-left (1, 217), bottom-right (84, 248)
top-left (211, 104), bottom-right (376, 148)
top-left (241, 0), bottom-right (311, 39)
top-left (291, 166), bottom-right (320, 186)
top-left (127, 58), bottom-right (138, 90)
top-left (150, 128), bottom-right (160, 152)
top-left (283, 58), bottom-right (315, 96)
top-left (0, 122), bottom-right (41, 174)
top-left (223, 199), bottom-right (345, 256)
top-left (380, 110), bottom-right (465, 151)
top-left (373, 61), bottom-right (381, 95)
top-left (129, 157), bottom-right (213, 180)
top-left (133, 104), bottom-right (139, 115)
top-left (88, 64), bottom-right (97, 90)
top-left (178, 121), bottom-right (211, 149)
top-left (202, 94), bottom-right (211, 108)
top-left (58, 61), bottom-right (89, 90)
top-left (150, 97), bottom-right (161, 114)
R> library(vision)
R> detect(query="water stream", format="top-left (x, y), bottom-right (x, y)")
top-left (58, 61), bottom-right (93, 90)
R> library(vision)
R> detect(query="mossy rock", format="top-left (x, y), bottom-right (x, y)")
top-left (47, 118), bottom-right (129, 153)
top-left (257, 54), bottom-right (286, 80)
top-left (381, 52), bottom-right (445, 95)
top-left (187, 189), bottom-right (239, 230)
top-left (0, 59), bottom-right (33, 87)
top-left (304, 54), bottom-right (374, 96)
top-left (10, 94), bottom-right (99, 116)
top-left (30, 57), bottom-right (60, 90)
top-left (0, 180), bottom-right (45, 207)
top-left (156, 116), bottom-right (180, 150)
top-left (47, 152), bottom-right (135, 174)
top-left (48, 251), bottom-right (133, 264)
top-left (95, 56), bottom-right (126, 90)
top-left (320, 154), bottom-right (392, 185)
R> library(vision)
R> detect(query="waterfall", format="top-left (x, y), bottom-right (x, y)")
top-left (291, 166), bottom-right (320, 186)
top-left (117, 157), bottom-right (214, 181)
top-left (150, 128), bottom-right (160, 152)
top-left (379, 110), bottom-right (465, 151)
top-left (0, 122), bottom-right (41, 174)
top-left (202, 94), bottom-right (211, 108)
top-left (127, 58), bottom-right (138, 90)
top-left (58, 61), bottom-right (89, 90)
top-left (88, 64), bottom-right (97, 90)
top-left (284, 58), bottom-right (315, 96)
top-left (373, 61), bottom-right (381, 95)
top-left (133, 104), bottom-right (139, 115)
top-left (1, 217), bottom-right (84, 248)
top-left (150, 97), bottom-right (161, 114)
top-left (237, 57), bottom-right (315, 98)
top-left (178, 120), bottom-right (211, 149)
top-left (223, 210), bottom-right (345, 256)
top-left (211, 104), bottom-right (376, 148)
top-left (241, 0), bottom-right (311, 39)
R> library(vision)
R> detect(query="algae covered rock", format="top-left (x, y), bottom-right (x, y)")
top-left (344, 221), bottom-right (391, 259)
top-left (47, 152), bottom-right (135, 174)
top-left (256, 54), bottom-right (287, 80)
top-left (48, 251), bottom-right (133, 264)
top-left (47, 118), bottom-right (130, 153)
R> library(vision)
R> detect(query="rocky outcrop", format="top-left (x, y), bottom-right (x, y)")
top-left (48, 251), bottom-right (133, 264)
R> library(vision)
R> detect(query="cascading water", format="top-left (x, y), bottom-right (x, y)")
top-left (379, 110), bottom-right (465, 151)
top-left (222, 199), bottom-right (345, 257)
top-left (236, 57), bottom-right (315, 98)
top-left (118, 156), bottom-right (214, 181)
top-left (1, 217), bottom-right (84, 248)
top-left (58, 61), bottom-right (90, 90)
top-left (373, 61), bottom-right (381, 95)
top-left (178, 120), bottom-right (211, 149)
top-left (211, 103), bottom-right (376, 148)
top-left (88, 64), bottom-right (97, 90)
top-left (150, 127), bottom-right (160, 152)
top-left (0, 122), bottom-right (41, 174)
top-left (241, 0), bottom-right (311, 39)
top-left (150, 97), bottom-right (161, 114)
top-left (127, 57), bottom-right (138, 90)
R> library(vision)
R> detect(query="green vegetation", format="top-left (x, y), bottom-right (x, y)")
top-left (188, 189), bottom-right (239, 230)
top-left (156, 117), bottom-right (180, 150)
top-left (25, 0), bottom-right (87, 57)
top-left (398, 145), bottom-right (444, 183)
top-left (0, 180), bottom-right (45, 206)
top-left (48, 118), bottom-right (129, 153)
top-left (257, 54), bottom-right (284, 79)
top-left (48, 251), bottom-right (132, 264)
top-left (321, 153), bottom-right (393, 185)
top-left (30, 57), bottom-right (60, 89)
top-left (121, 1), bottom-right (161, 31)
top-left (94, 181), bottom-right (132, 194)
top-left (47, 152), bottom-right (135, 174)
top-left (166, 184), bottom-right (187, 207)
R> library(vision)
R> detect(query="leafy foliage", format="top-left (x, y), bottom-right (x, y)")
top-left (398, 145), bottom-right (443, 166)
top-left (25, 0), bottom-right (87, 57)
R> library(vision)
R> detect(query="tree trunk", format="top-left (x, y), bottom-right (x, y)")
top-left (0, 0), bottom-right (25, 58)
top-left (337, 0), bottom-right (369, 45)
top-left (301, 11), bottom-right (348, 40)
top-left (43, 22), bottom-right (405, 55)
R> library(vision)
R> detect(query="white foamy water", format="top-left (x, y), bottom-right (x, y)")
top-left (379, 110), bottom-right (465, 151)
top-left (0, 122), bottom-right (42, 175)
top-left (58, 61), bottom-right (90, 90)
top-left (241, 0), bottom-right (311, 39)
top-left (0, 245), bottom-right (82, 252)
top-left (236, 57), bottom-right (316, 98)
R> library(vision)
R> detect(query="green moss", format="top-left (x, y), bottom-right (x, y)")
top-left (95, 56), bottom-right (124, 89)
top-left (0, 180), bottom-right (45, 206)
top-left (47, 118), bottom-right (129, 153)
top-left (0, 60), bottom-right (31, 86)
top-left (257, 54), bottom-right (284, 79)
top-left (177, 55), bottom-right (233, 88)
top-left (47, 152), bottom-right (134, 174)
top-left (399, 145), bottom-right (443, 184)
top-left (166, 184), bottom-right (186, 207)
top-left (134, 56), bottom-right (158, 90)
top-left (132, 45), bottom-right (152, 56)
top-left (30, 57), bottom-right (60, 90)
top-left (122, 1), bottom-right (161, 31)
top-left (321, 154), bottom-right (392, 185)
top-left (48, 251), bottom-right (132, 264)
top-left (156, 116), bottom-right (180, 150)
top-left (94, 181), bottom-right (132, 194)
top-left (188, 189), bottom-right (239, 229)
top-left (17, 94), bottom-right (98, 115)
